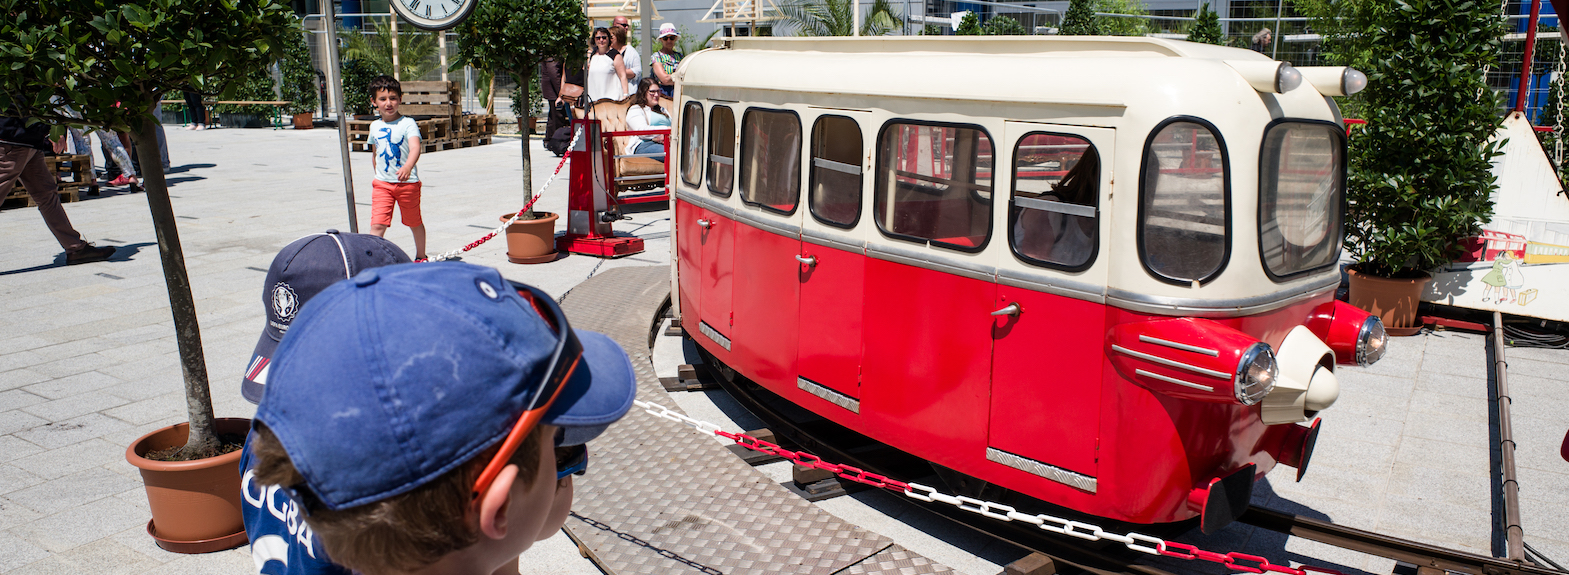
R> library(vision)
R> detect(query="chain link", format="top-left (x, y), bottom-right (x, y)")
top-left (426, 125), bottom-right (584, 262)
top-left (630, 400), bottom-right (1343, 575)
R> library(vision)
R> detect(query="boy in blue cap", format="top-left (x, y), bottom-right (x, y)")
top-left (247, 261), bottom-right (636, 575)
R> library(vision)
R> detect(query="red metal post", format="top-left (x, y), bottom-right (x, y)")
top-left (1515, 0), bottom-right (1543, 114)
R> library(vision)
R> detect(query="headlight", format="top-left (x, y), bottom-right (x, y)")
top-left (1355, 316), bottom-right (1387, 366)
top-left (1235, 343), bottom-right (1278, 405)
top-left (1276, 64), bottom-right (1303, 93)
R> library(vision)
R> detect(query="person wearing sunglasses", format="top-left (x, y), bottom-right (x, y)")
top-left (625, 77), bottom-right (670, 163)
top-left (247, 262), bottom-right (636, 575)
top-left (585, 26), bottom-right (628, 103)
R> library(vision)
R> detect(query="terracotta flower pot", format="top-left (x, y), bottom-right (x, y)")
top-left (1347, 267), bottom-right (1432, 337)
top-left (125, 417), bottom-right (251, 553)
top-left (292, 112), bottom-right (314, 130)
top-left (500, 211), bottom-right (559, 264)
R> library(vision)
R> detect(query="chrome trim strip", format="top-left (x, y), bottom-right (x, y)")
top-left (1135, 368), bottom-right (1216, 392)
top-left (802, 227), bottom-right (866, 253)
top-left (995, 267), bottom-right (1105, 304)
top-left (1014, 196), bottom-right (1096, 218)
top-left (710, 154), bottom-right (734, 165)
top-left (1105, 274), bottom-right (1340, 318)
top-left (698, 321), bottom-right (732, 351)
top-left (986, 448), bottom-right (1097, 493)
top-left (1139, 335), bottom-right (1220, 357)
top-left (677, 189), bottom-right (736, 217)
top-left (730, 206), bottom-right (801, 237)
top-left (866, 242), bottom-right (997, 283)
top-left (797, 377), bottom-right (860, 413)
top-left (1111, 344), bottom-right (1231, 379)
top-left (813, 157), bottom-right (863, 175)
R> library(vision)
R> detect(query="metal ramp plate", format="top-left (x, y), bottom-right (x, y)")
top-left (556, 266), bottom-right (953, 574)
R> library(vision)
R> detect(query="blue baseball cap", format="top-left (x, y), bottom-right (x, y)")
top-left (252, 262), bottom-right (636, 511)
top-left (243, 230), bottom-right (411, 404)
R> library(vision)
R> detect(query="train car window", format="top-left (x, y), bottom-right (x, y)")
top-left (680, 101), bottom-right (704, 188)
top-left (810, 115), bottom-right (862, 228)
top-left (1139, 119), bottom-right (1230, 285)
top-left (739, 109), bottom-right (802, 214)
top-left (1010, 133), bottom-right (1099, 270)
top-left (708, 106), bottom-right (735, 197)
top-left (1259, 121), bottom-right (1344, 279)
top-left (874, 122), bottom-right (993, 252)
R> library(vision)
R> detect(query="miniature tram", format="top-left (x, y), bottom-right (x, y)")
top-left (666, 36), bottom-right (1388, 533)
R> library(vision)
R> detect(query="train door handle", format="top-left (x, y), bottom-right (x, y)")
top-left (697, 218), bottom-right (712, 229)
top-left (990, 303), bottom-right (1023, 317)
top-left (795, 255), bottom-right (817, 267)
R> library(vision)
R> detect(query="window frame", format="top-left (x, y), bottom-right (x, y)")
top-left (737, 107), bottom-right (804, 216)
top-left (707, 105), bottom-right (736, 198)
top-left (1136, 115), bottom-right (1233, 287)
top-left (679, 100), bottom-right (704, 189)
top-left (808, 114), bottom-right (864, 229)
top-left (872, 119), bottom-right (996, 254)
top-left (1008, 131), bottom-right (1101, 273)
top-left (1256, 118), bottom-right (1347, 282)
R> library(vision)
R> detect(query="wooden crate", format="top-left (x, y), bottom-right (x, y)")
top-left (350, 117), bottom-right (451, 152)
top-left (399, 81), bottom-right (460, 119)
top-left (7, 155), bottom-right (93, 207)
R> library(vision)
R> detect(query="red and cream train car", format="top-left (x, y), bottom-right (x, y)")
top-left (666, 36), bottom-right (1386, 531)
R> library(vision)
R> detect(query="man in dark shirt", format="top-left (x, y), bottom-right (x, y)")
top-left (0, 115), bottom-right (116, 264)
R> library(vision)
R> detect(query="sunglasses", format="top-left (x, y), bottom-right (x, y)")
top-left (595, 36), bottom-right (608, 40)
top-left (556, 444), bottom-right (588, 480)
top-left (471, 281), bottom-right (585, 500)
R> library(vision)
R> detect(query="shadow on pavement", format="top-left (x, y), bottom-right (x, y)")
top-left (0, 242), bottom-right (155, 276)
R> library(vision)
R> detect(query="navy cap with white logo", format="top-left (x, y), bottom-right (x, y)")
top-left (242, 230), bottom-right (411, 403)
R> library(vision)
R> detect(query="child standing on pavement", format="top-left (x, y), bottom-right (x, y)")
top-left (368, 75), bottom-right (427, 260)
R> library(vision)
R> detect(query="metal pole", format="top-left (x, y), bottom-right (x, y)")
top-left (1516, 0), bottom-right (1543, 113)
top-left (1492, 312), bottom-right (1525, 561)
top-left (323, 0), bottom-right (360, 232)
top-left (639, 0), bottom-right (652, 74)
top-left (1271, 0), bottom-right (1283, 60)
top-left (854, 0), bottom-right (862, 35)
top-left (391, 5), bottom-right (401, 81)
top-left (439, 33), bottom-right (449, 82)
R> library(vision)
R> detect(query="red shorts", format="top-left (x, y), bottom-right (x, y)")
top-left (371, 179), bottom-right (423, 227)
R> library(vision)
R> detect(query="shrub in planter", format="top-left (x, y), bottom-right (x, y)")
top-left (280, 28), bottom-right (319, 118)
top-left (340, 59), bottom-right (385, 116)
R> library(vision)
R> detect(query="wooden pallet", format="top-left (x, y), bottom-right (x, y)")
top-left (6, 155), bottom-right (93, 207)
top-left (398, 81), bottom-right (460, 118)
top-left (349, 117), bottom-right (452, 153)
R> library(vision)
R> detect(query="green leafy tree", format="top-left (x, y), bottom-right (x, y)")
top-left (340, 59), bottom-right (384, 116)
top-left (1322, 0), bottom-right (1508, 277)
top-left (1187, 2), bottom-right (1224, 44)
top-left (452, 0), bottom-right (587, 218)
top-left (955, 12), bottom-right (981, 35)
top-left (779, 0), bottom-right (902, 37)
top-left (1060, 0), bottom-right (1101, 35)
top-left (677, 25), bottom-right (722, 55)
top-left (0, 0), bottom-right (296, 458)
top-left (280, 29), bottom-right (320, 115)
top-left (982, 15), bottom-right (1028, 36)
top-left (213, 67), bottom-right (281, 119)
top-left (1097, 0), bottom-right (1149, 36)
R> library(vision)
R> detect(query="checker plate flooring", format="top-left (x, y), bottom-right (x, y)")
top-left (557, 266), bottom-right (955, 574)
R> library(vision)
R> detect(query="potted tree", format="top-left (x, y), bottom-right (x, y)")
top-left (453, 0), bottom-right (587, 263)
top-left (0, 1), bottom-right (296, 551)
top-left (1315, 0), bottom-right (1508, 335)
top-left (281, 26), bottom-right (321, 129)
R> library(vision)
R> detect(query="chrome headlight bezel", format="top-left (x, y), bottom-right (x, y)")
top-left (1234, 343), bottom-right (1278, 405)
top-left (1355, 316), bottom-right (1387, 366)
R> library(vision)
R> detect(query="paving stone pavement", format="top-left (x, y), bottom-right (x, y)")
top-left (2, 126), bottom-right (1567, 575)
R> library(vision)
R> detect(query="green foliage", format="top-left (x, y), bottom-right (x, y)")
top-left (922, 24), bottom-right (942, 35)
top-left (279, 29), bottom-right (318, 115)
top-left (452, 0), bottom-right (587, 82)
top-left (677, 25), bottom-right (721, 54)
top-left (0, 0), bottom-right (297, 133)
top-left (340, 59), bottom-right (383, 116)
top-left (339, 19), bottom-right (440, 81)
top-left (1322, 0), bottom-right (1508, 277)
top-left (1186, 3), bottom-right (1223, 44)
top-left (780, 0), bottom-right (902, 37)
top-left (1060, 0), bottom-right (1101, 35)
top-left (955, 12), bottom-right (981, 35)
top-left (212, 66), bottom-right (279, 117)
top-left (1096, 0), bottom-right (1149, 36)
top-left (982, 15), bottom-right (1028, 36)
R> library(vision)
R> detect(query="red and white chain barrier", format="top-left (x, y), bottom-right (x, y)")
top-left (424, 126), bottom-right (584, 262)
top-left (632, 399), bottom-right (1345, 575)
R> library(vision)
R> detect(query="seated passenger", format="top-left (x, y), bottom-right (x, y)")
top-left (1014, 149), bottom-right (1098, 267)
top-left (624, 78), bottom-right (669, 163)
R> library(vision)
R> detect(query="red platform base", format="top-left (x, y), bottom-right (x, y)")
top-left (557, 235), bottom-right (645, 258)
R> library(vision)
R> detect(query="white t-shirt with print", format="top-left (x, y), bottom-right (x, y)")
top-left (371, 116), bottom-right (420, 183)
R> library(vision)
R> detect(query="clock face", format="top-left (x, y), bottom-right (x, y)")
top-left (392, 0), bottom-right (477, 31)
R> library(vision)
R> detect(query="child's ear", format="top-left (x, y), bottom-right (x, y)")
top-left (477, 464), bottom-right (517, 540)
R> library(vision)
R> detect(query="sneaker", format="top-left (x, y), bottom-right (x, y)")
top-left (66, 244), bottom-right (116, 265)
top-left (194, 124), bottom-right (206, 131)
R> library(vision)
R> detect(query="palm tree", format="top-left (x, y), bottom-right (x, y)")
top-left (779, 0), bottom-right (903, 36)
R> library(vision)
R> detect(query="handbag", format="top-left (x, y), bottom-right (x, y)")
top-left (560, 82), bottom-right (584, 100)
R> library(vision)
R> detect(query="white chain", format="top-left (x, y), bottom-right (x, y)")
top-left (1554, 38), bottom-right (1566, 167)
top-left (427, 124), bottom-right (584, 262)
top-left (631, 399), bottom-right (1170, 557)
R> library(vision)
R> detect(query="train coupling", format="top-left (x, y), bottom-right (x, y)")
top-left (1188, 463), bottom-right (1256, 534)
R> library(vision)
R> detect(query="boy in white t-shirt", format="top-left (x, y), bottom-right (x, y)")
top-left (367, 76), bottom-right (426, 260)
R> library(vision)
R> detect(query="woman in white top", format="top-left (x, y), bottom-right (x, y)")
top-left (624, 78), bottom-right (670, 162)
top-left (585, 27), bottom-right (628, 102)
